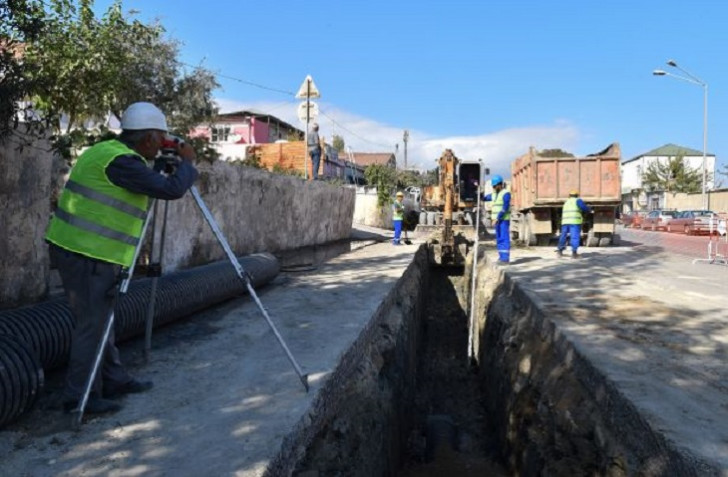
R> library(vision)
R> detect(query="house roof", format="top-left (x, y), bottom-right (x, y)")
top-left (217, 110), bottom-right (302, 135)
top-left (348, 152), bottom-right (395, 167)
top-left (624, 143), bottom-right (712, 164)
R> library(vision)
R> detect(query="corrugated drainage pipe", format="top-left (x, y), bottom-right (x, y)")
top-left (0, 252), bottom-right (279, 428)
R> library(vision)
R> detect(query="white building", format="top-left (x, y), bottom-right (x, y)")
top-left (621, 143), bottom-right (716, 211)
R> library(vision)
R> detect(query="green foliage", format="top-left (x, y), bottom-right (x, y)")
top-left (364, 164), bottom-right (397, 207)
top-left (641, 156), bottom-right (703, 193)
top-left (272, 163), bottom-right (303, 178)
top-left (539, 148), bottom-right (575, 158)
top-left (0, 0), bottom-right (47, 140)
top-left (6, 0), bottom-right (218, 144)
top-left (332, 134), bottom-right (345, 152)
top-left (240, 149), bottom-right (263, 169)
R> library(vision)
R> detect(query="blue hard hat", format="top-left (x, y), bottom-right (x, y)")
top-left (491, 175), bottom-right (504, 187)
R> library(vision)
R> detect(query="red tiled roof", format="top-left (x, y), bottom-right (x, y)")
top-left (349, 152), bottom-right (395, 167)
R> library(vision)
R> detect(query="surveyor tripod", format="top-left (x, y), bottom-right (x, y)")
top-left (72, 184), bottom-right (309, 427)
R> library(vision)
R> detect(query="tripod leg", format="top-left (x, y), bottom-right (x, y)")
top-left (144, 200), bottom-right (169, 361)
top-left (189, 186), bottom-right (309, 392)
top-left (73, 201), bottom-right (156, 427)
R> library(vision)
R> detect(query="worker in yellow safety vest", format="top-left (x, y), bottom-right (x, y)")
top-left (392, 191), bottom-right (405, 245)
top-left (556, 190), bottom-right (593, 258)
top-left (45, 102), bottom-right (199, 415)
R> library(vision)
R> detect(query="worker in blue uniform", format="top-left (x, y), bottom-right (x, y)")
top-left (556, 190), bottom-right (593, 258)
top-left (483, 175), bottom-right (511, 264)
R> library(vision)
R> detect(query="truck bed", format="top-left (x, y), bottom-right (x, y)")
top-left (512, 143), bottom-right (621, 210)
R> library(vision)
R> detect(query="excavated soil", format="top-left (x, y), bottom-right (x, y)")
top-left (397, 268), bottom-right (506, 476)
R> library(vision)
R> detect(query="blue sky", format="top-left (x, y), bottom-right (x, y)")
top-left (95, 0), bottom-right (728, 178)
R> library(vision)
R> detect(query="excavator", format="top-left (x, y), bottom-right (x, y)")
top-left (416, 149), bottom-right (484, 266)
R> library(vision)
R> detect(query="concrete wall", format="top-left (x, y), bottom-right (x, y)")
top-left (353, 187), bottom-right (392, 229)
top-left (664, 189), bottom-right (728, 213)
top-left (0, 141), bottom-right (355, 309)
top-left (0, 131), bottom-right (57, 308)
top-left (149, 161), bottom-right (355, 271)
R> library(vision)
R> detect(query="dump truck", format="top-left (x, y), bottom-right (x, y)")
top-left (416, 149), bottom-right (482, 265)
top-left (510, 143), bottom-right (621, 247)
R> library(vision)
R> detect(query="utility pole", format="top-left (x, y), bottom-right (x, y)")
top-left (403, 129), bottom-right (409, 170)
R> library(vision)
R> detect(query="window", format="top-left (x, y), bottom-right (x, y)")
top-left (211, 125), bottom-right (231, 143)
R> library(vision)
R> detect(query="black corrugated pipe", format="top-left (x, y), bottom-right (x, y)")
top-left (0, 252), bottom-right (279, 427)
top-left (0, 335), bottom-right (44, 428)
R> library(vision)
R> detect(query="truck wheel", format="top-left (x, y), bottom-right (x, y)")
top-left (537, 235), bottom-right (550, 246)
top-left (611, 233), bottom-right (621, 246)
top-left (598, 236), bottom-right (611, 247)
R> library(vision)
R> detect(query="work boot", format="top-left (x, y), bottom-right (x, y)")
top-left (555, 249), bottom-right (563, 257)
top-left (571, 251), bottom-right (579, 259)
top-left (63, 396), bottom-right (122, 415)
top-left (105, 379), bottom-right (154, 400)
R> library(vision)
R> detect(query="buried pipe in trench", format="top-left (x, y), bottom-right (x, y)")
top-left (0, 252), bottom-right (279, 428)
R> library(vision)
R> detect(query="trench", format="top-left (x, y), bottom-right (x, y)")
top-left (288, 245), bottom-right (705, 477)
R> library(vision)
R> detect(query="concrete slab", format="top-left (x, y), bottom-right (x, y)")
top-left (0, 232), bottom-right (422, 476)
top-left (494, 244), bottom-right (728, 473)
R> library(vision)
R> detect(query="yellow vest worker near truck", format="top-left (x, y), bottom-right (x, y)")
top-left (45, 102), bottom-right (199, 415)
top-left (556, 190), bottom-right (593, 259)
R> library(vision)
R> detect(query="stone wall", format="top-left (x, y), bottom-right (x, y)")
top-left (0, 142), bottom-right (355, 309)
top-left (477, 268), bottom-right (713, 476)
top-left (0, 131), bottom-right (55, 308)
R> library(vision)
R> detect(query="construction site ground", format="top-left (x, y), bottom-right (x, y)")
top-left (0, 225), bottom-right (726, 475)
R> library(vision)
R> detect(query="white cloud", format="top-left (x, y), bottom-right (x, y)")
top-left (215, 98), bottom-right (581, 177)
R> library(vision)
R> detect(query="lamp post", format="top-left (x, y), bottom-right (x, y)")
top-left (653, 60), bottom-right (708, 210)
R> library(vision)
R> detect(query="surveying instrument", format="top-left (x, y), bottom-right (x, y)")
top-left (71, 137), bottom-right (309, 427)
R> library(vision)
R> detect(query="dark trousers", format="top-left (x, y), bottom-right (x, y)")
top-left (309, 148), bottom-right (321, 179)
top-left (50, 245), bottom-right (131, 401)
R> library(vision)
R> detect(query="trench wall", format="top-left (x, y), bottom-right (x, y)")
top-left (0, 140), bottom-right (355, 309)
top-left (476, 267), bottom-right (715, 476)
top-left (266, 246), bottom-right (429, 477)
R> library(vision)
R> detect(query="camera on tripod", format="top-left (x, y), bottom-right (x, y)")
top-left (156, 135), bottom-right (183, 174)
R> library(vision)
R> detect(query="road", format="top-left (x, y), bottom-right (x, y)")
top-left (618, 225), bottom-right (728, 261)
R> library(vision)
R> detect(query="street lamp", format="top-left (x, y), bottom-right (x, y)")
top-left (652, 59), bottom-right (709, 210)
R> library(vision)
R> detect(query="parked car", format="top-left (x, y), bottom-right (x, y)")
top-left (666, 210), bottom-right (718, 235)
top-left (640, 209), bottom-right (678, 231)
top-left (621, 211), bottom-right (646, 228)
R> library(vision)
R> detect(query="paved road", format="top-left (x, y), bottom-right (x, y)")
top-left (618, 225), bottom-right (728, 261)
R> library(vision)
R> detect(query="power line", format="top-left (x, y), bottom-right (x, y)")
top-left (179, 61), bottom-right (295, 96)
top-left (318, 108), bottom-right (393, 149)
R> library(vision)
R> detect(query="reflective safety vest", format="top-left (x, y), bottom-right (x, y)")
top-left (392, 200), bottom-right (404, 221)
top-left (491, 190), bottom-right (511, 221)
top-left (45, 140), bottom-right (150, 267)
top-left (562, 197), bottom-right (583, 225)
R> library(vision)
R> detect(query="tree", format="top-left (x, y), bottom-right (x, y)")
top-left (0, 0), bottom-right (46, 140)
top-left (539, 148), bottom-right (574, 158)
top-left (364, 164), bottom-right (397, 207)
top-left (21, 0), bottom-right (218, 137)
top-left (332, 134), bottom-right (345, 152)
top-left (641, 156), bottom-right (703, 193)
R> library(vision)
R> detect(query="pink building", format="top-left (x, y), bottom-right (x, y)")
top-left (190, 111), bottom-right (303, 161)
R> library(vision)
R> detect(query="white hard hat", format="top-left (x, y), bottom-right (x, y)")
top-left (120, 102), bottom-right (168, 132)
